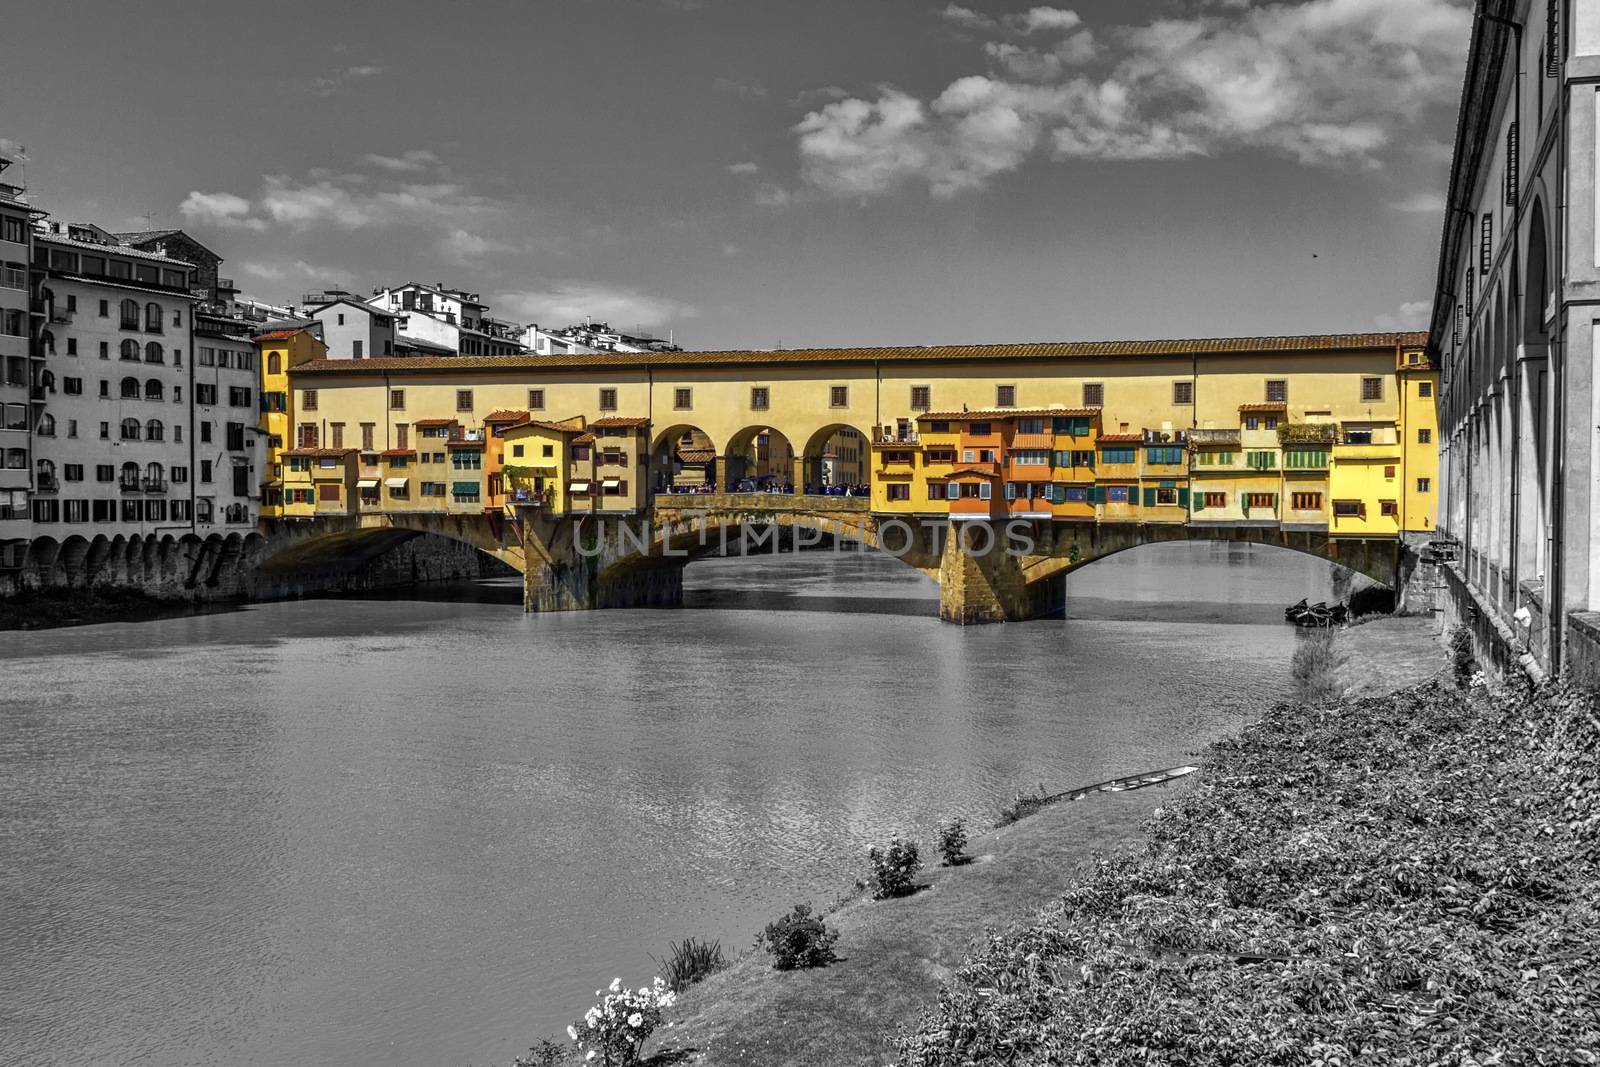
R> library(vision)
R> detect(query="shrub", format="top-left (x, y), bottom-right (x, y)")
top-left (936, 817), bottom-right (970, 866)
top-left (566, 977), bottom-right (675, 1067)
top-left (1449, 626), bottom-right (1476, 686)
top-left (651, 936), bottom-right (726, 992)
top-left (758, 903), bottom-right (839, 970)
top-left (868, 836), bottom-right (923, 899)
top-left (1290, 629), bottom-right (1338, 703)
top-left (996, 784), bottom-right (1050, 827)
top-left (512, 1038), bottom-right (569, 1067)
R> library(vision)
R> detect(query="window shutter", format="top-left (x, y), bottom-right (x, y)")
top-left (1505, 123), bottom-right (1518, 206)
top-left (1178, 487), bottom-right (1189, 508)
top-left (1547, 0), bottom-right (1561, 77)
top-left (1480, 214), bottom-right (1493, 274)
top-left (1142, 486), bottom-right (1156, 507)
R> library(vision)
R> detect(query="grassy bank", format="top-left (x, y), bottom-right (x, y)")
top-left (896, 666), bottom-right (1600, 1062)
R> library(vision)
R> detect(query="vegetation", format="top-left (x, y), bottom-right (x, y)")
top-left (1289, 629), bottom-right (1340, 703)
top-left (895, 678), bottom-right (1600, 1065)
top-left (1450, 626), bottom-right (1477, 686)
top-left (567, 977), bottom-right (676, 1067)
top-left (868, 837), bottom-right (924, 900)
top-left (510, 1038), bottom-right (568, 1067)
top-left (652, 937), bottom-right (727, 992)
top-left (758, 904), bottom-right (840, 971)
top-left (995, 783), bottom-right (1051, 827)
top-left (936, 817), bottom-right (971, 867)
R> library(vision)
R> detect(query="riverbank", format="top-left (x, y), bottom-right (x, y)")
top-left (640, 617), bottom-right (1600, 1065)
top-left (0, 586), bottom-right (224, 630)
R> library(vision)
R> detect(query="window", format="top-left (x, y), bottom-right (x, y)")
top-left (1360, 377), bottom-right (1383, 402)
top-left (1291, 492), bottom-right (1322, 510)
top-left (831, 385), bottom-right (848, 408)
top-left (674, 388), bottom-right (692, 410)
top-left (1083, 383), bottom-right (1104, 407)
top-left (1283, 449), bottom-right (1327, 469)
top-left (1172, 380), bottom-right (1194, 405)
top-left (1199, 491), bottom-right (1226, 509)
top-left (1245, 492), bottom-right (1275, 510)
top-left (1332, 500), bottom-right (1362, 517)
top-left (1418, 381), bottom-right (1433, 398)
top-left (195, 383), bottom-right (217, 406)
top-left (99, 342), bottom-right (108, 359)
top-left (887, 483), bottom-right (910, 501)
top-left (1155, 488), bottom-right (1178, 506)
top-left (457, 389), bottom-right (474, 412)
top-left (144, 341), bottom-right (163, 364)
top-left (599, 388), bottom-right (618, 411)
top-left (1245, 450), bottom-right (1276, 470)
top-left (294, 388), bottom-right (317, 414)
top-left (267, 352), bottom-right (281, 375)
top-left (96, 464), bottom-right (114, 482)
top-left (1108, 486), bottom-right (1131, 503)
top-left (330, 423), bottom-right (344, 449)
top-left (1380, 500), bottom-right (1398, 516)
top-left (228, 386), bottom-right (250, 407)
top-left (389, 389), bottom-right (405, 410)
top-left (146, 419), bottom-right (164, 441)
top-left (1417, 477), bottom-right (1432, 493)
top-left (995, 384), bottom-right (1015, 407)
top-left (1265, 379), bottom-right (1288, 403)
top-left (120, 299), bottom-right (140, 330)
top-left (351, 340), bottom-right (363, 358)
top-left (528, 389), bottom-right (545, 410)
top-left (1383, 465), bottom-right (1396, 479)
top-left (1146, 446), bottom-right (1183, 465)
top-left (750, 387), bottom-right (769, 411)
top-left (396, 425), bottom-right (409, 449)
top-left (910, 386), bottom-right (930, 411)
top-left (361, 423), bottom-right (375, 451)
top-left (63, 376), bottom-right (82, 395)
top-left (450, 450), bottom-right (482, 470)
top-left (1101, 446), bottom-right (1136, 465)
top-left (120, 338), bottom-right (140, 362)
top-left (145, 303), bottom-right (163, 332)
top-left (66, 338), bottom-right (77, 356)
top-left (1343, 428), bottom-right (1373, 445)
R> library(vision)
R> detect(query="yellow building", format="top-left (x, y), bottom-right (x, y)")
top-left (1397, 345), bottom-right (1440, 533)
top-left (281, 331), bottom-right (1436, 538)
top-left (255, 327), bottom-right (328, 517)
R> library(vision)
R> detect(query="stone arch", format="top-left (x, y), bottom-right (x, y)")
top-left (24, 535), bottom-right (61, 588)
top-left (798, 421), bottom-right (873, 494)
top-left (722, 424), bottom-right (797, 491)
top-left (84, 534), bottom-right (112, 586)
top-left (649, 422), bottom-right (719, 494)
top-left (58, 535), bottom-right (91, 588)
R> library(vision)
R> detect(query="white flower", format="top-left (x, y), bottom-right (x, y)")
top-left (585, 1007), bottom-right (601, 1027)
top-left (609, 977), bottom-right (623, 993)
top-left (566, 1025), bottom-right (578, 1041)
top-left (628, 1012), bottom-right (644, 1028)
top-left (586, 1053), bottom-right (597, 1063)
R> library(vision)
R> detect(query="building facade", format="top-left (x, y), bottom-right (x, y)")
top-left (368, 282), bottom-right (524, 356)
top-left (304, 294), bottom-right (400, 358)
top-left (1431, 0), bottom-right (1600, 675)
top-left (0, 152), bottom-right (34, 562)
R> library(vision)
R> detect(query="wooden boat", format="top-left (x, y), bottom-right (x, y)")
top-left (1046, 764), bottom-right (1199, 804)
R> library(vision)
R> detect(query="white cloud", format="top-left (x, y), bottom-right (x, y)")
top-left (755, 182), bottom-right (794, 207)
top-left (796, 0), bottom-right (1471, 197)
top-left (712, 76), bottom-right (768, 100)
top-left (362, 149), bottom-right (441, 173)
top-left (303, 64), bottom-right (384, 97)
top-left (494, 283), bottom-right (697, 328)
top-left (179, 190), bottom-right (267, 230)
top-left (238, 259), bottom-right (341, 281)
top-left (727, 161), bottom-right (761, 175)
top-left (1390, 190), bottom-right (1446, 213)
top-left (438, 228), bottom-right (518, 263)
top-left (1375, 299), bottom-right (1432, 331)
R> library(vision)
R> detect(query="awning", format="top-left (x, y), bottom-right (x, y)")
top-left (384, 477), bottom-right (408, 488)
top-left (452, 481), bottom-right (479, 494)
top-left (601, 479), bottom-right (621, 489)
top-left (569, 481), bottom-right (591, 493)
top-left (357, 479), bottom-right (379, 488)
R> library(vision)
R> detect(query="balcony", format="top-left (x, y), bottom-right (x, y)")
top-left (873, 427), bottom-right (921, 445)
top-left (1187, 428), bottom-right (1240, 447)
top-left (142, 476), bottom-right (168, 494)
top-left (48, 307), bottom-right (72, 325)
top-left (1278, 423), bottom-right (1337, 446)
top-left (35, 474), bottom-right (58, 493)
top-left (119, 478), bottom-right (142, 494)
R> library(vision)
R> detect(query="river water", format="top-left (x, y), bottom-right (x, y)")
top-left (0, 543), bottom-right (1341, 1067)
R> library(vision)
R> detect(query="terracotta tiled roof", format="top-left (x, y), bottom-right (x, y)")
top-left (288, 332), bottom-right (1430, 375)
top-left (590, 416), bottom-right (651, 428)
top-left (676, 448), bottom-right (716, 463)
top-left (1097, 433), bottom-right (1144, 443)
top-left (413, 418), bottom-right (458, 428)
top-left (1238, 402), bottom-right (1288, 412)
top-left (253, 329), bottom-right (308, 342)
top-left (572, 432), bottom-right (597, 444)
top-left (281, 447), bottom-right (356, 458)
top-left (505, 418), bottom-right (585, 435)
top-left (380, 449), bottom-right (416, 457)
top-left (484, 409), bottom-right (528, 423)
top-left (917, 406), bottom-right (1099, 421)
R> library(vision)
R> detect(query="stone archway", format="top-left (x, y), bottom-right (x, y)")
top-left (722, 424), bottom-right (798, 492)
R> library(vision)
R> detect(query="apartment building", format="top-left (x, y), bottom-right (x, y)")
top-left (0, 152), bottom-right (33, 559)
top-left (303, 291), bottom-right (401, 358)
top-left (29, 222), bottom-right (200, 536)
top-left (368, 282), bottom-right (523, 355)
top-left (523, 321), bottom-right (681, 356)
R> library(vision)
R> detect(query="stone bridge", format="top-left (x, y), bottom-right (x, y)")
top-left (244, 494), bottom-right (1404, 624)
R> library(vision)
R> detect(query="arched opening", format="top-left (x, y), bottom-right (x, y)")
top-left (120, 338), bottom-right (140, 362)
top-left (723, 425), bottom-right (797, 493)
top-left (1521, 202), bottom-right (1552, 583)
top-left (120, 418), bottom-right (140, 441)
top-left (144, 302), bottom-right (163, 333)
top-left (145, 378), bottom-right (163, 400)
top-left (650, 423), bottom-right (718, 495)
top-left (798, 423), bottom-right (871, 496)
top-left (120, 376), bottom-right (140, 399)
top-left (119, 299), bottom-right (140, 330)
top-left (144, 341), bottom-right (163, 364)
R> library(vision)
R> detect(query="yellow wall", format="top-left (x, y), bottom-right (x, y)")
top-left (256, 330), bottom-right (328, 517)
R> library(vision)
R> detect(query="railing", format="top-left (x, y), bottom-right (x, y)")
top-left (142, 476), bottom-right (168, 493)
top-left (48, 308), bottom-right (72, 324)
top-left (119, 478), bottom-right (142, 493)
top-left (35, 474), bottom-right (58, 493)
top-left (873, 429), bottom-right (922, 445)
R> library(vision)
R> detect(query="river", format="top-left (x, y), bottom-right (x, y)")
top-left (0, 543), bottom-right (1343, 1067)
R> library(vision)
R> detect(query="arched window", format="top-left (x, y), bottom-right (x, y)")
top-left (36, 459), bottom-right (55, 484)
top-left (144, 378), bottom-right (163, 400)
top-left (145, 302), bottom-right (163, 332)
top-left (120, 299), bottom-right (140, 329)
top-left (38, 370), bottom-right (54, 392)
top-left (41, 330), bottom-right (54, 355)
top-left (36, 413), bottom-right (55, 437)
top-left (144, 341), bottom-right (163, 364)
top-left (267, 352), bottom-right (281, 375)
top-left (120, 376), bottom-right (140, 399)
top-left (120, 461), bottom-right (139, 487)
top-left (120, 338), bottom-right (140, 361)
top-left (145, 461), bottom-right (163, 483)
top-left (145, 419), bottom-right (164, 442)
top-left (120, 418), bottom-right (140, 441)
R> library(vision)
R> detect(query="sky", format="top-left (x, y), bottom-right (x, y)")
top-left (2, 0), bottom-right (1470, 350)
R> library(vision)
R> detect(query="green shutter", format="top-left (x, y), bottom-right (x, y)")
top-left (1143, 486), bottom-right (1156, 507)
top-left (1178, 487), bottom-right (1189, 508)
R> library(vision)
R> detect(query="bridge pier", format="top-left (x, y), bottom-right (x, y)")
top-left (522, 556), bottom-right (684, 613)
top-left (937, 522), bottom-right (1044, 624)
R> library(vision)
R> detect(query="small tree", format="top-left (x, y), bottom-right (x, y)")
top-left (758, 903), bottom-right (839, 970)
top-left (566, 977), bottom-right (675, 1067)
top-left (936, 817), bottom-right (970, 866)
top-left (868, 835), bottom-right (923, 899)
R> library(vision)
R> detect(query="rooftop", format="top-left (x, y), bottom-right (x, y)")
top-left (916, 407), bottom-right (1101, 421)
top-left (289, 332), bottom-right (1428, 377)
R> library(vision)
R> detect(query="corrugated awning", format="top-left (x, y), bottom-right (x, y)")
top-left (384, 477), bottom-right (408, 488)
top-left (601, 479), bottom-right (621, 489)
top-left (357, 479), bottom-right (379, 488)
top-left (569, 481), bottom-right (591, 493)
